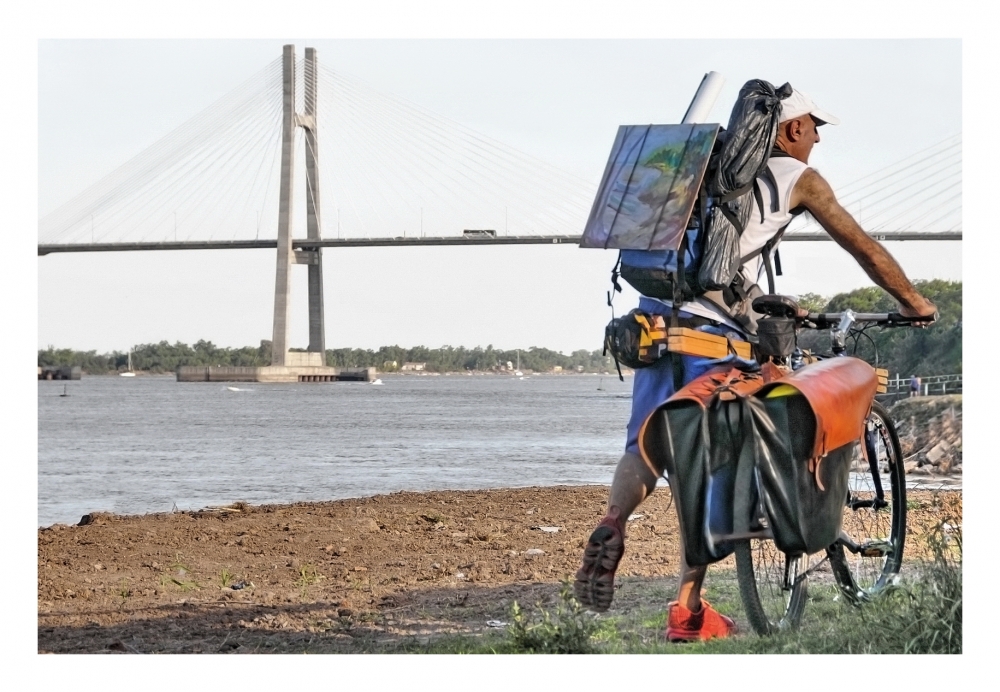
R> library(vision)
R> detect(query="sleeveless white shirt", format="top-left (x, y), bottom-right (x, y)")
top-left (646, 155), bottom-right (810, 332)
top-left (737, 156), bottom-right (810, 287)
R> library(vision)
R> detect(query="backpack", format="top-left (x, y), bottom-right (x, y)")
top-left (615, 80), bottom-right (794, 315)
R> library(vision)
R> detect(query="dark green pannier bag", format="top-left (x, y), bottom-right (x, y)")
top-left (639, 365), bottom-right (770, 566)
top-left (751, 358), bottom-right (879, 555)
top-left (640, 358), bottom-right (879, 564)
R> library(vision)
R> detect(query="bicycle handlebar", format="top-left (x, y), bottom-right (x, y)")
top-left (802, 311), bottom-right (937, 329)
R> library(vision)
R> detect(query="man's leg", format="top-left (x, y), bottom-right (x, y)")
top-left (607, 449), bottom-right (659, 518)
top-left (664, 482), bottom-right (737, 642)
top-left (575, 321), bottom-right (745, 618)
top-left (573, 450), bottom-right (656, 612)
top-left (575, 338), bottom-right (685, 612)
top-left (609, 450), bottom-right (709, 610)
top-left (676, 544), bottom-right (708, 611)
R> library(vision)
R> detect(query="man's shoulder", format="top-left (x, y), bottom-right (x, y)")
top-left (789, 167), bottom-right (838, 211)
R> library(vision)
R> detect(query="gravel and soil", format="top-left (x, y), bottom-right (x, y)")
top-left (37, 485), bottom-right (962, 654)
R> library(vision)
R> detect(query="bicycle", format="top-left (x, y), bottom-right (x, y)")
top-left (733, 295), bottom-right (921, 635)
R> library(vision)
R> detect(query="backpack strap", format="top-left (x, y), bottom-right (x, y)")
top-left (758, 166), bottom-right (780, 214)
top-left (610, 251), bottom-right (623, 296)
top-left (761, 221), bottom-right (793, 294)
top-left (717, 171), bottom-right (773, 234)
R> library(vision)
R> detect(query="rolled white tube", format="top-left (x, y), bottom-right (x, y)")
top-left (681, 71), bottom-right (725, 124)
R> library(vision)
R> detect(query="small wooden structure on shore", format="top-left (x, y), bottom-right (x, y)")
top-left (38, 366), bottom-right (81, 380)
top-left (176, 364), bottom-right (376, 383)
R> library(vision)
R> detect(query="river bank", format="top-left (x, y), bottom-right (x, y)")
top-left (37, 484), bottom-right (962, 654)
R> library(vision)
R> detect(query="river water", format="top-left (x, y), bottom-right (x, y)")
top-left (37, 373), bottom-right (961, 528)
top-left (37, 374), bottom-right (634, 527)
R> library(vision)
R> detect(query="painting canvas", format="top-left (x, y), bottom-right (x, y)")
top-left (580, 124), bottom-right (717, 251)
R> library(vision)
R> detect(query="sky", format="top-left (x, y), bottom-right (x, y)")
top-left (8, 0), bottom-right (995, 681)
top-left (35, 37), bottom-right (964, 354)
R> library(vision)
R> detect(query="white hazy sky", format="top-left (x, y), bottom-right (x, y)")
top-left (8, 0), bottom-right (995, 680)
top-left (36, 36), bottom-right (963, 354)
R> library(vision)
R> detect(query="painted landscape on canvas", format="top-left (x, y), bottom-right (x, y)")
top-left (580, 124), bottom-right (716, 251)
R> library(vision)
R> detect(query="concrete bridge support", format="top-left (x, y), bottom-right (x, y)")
top-left (271, 44), bottom-right (327, 368)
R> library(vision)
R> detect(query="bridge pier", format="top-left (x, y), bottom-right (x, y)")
top-left (271, 44), bottom-right (329, 372)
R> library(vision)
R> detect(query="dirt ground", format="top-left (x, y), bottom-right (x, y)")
top-left (37, 485), bottom-right (963, 654)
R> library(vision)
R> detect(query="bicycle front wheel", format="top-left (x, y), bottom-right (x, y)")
top-left (828, 400), bottom-right (906, 603)
top-left (735, 538), bottom-right (809, 635)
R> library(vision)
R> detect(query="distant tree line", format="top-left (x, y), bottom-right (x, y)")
top-left (327, 345), bottom-right (612, 374)
top-left (38, 340), bottom-right (615, 375)
top-left (795, 279), bottom-right (961, 377)
top-left (38, 340), bottom-right (273, 375)
top-left (38, 280), bottom-right (960, 377)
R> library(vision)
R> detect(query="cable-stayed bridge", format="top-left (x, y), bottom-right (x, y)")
top-left (37, 48), bottom-right (961, 254)
top-left (38, 46), bottom-right (961, 375)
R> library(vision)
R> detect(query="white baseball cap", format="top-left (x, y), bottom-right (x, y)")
top-left (779, 88), bottom-right (840, 126)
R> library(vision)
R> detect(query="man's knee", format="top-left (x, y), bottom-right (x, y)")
top-left (615, 450), bottom-right (662, 488)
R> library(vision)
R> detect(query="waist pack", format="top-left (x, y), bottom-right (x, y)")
top-left (604, 309), bottom-right (670, 370)
top-left (638, 357), bottom-right (878, 565)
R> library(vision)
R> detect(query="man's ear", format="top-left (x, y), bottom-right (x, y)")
top-left (785, 118), bottom-right (804, 142)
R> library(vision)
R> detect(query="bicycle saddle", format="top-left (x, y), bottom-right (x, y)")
top-left (752, 294), bottom-right (800, 319)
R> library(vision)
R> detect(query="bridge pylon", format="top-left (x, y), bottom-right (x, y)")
top-left (271, 44), bottom-right (326, 368)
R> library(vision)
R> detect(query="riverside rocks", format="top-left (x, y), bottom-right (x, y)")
top-left (889, 395), bottom-right (962, 476)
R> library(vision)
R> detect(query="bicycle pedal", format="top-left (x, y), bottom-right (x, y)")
top-left (858, 540), bottom-right (893, 557)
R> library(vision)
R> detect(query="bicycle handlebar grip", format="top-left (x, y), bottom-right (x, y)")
top-left (887, 310), bottom-right (938, 326)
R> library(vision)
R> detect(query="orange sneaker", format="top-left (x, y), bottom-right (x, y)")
top-left (666, 600), bottom-right (738, 642)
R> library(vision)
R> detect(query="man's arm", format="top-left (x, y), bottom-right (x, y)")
top-left (790, 169), bottom-right (937, 320)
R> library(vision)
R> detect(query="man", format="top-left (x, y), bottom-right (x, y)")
top-left (910, 374), bottom-right (921, 397)
top-left (573, 87), bottom-right (938, 641)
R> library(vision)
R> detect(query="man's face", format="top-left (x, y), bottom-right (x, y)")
top-left (798, 115), bottom-right (822, 162)
top-left (777, 115), bottom-right (823, 163)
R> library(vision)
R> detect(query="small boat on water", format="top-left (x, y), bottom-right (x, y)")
top-left (371, 378), bottom-right (384, 385)
top-left (59, 384), bottom-right (69, 397)
top-left (119, 349), bottom-right (136, 377)
top-left (227, 386), bottom-right (241, 392)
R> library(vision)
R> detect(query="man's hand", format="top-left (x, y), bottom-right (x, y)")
top-left (898, 298), bottom-right (939, 327)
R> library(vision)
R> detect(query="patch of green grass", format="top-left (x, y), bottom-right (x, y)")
top-left (506, 581), bottom-right (601, 654)
top-left (117, 577), bottom-right (132, 606)
top-left (294, 563), bottom-right (324, 598)
top-left (219, 568), bottom-right (235, 588)
top-left (318, 516), bottom-right (960, 655)
top-left (294, 564), bottom-right (323, 588)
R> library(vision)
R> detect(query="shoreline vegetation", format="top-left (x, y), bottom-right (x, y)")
top-left (38, 280), bottom-right (961, 377)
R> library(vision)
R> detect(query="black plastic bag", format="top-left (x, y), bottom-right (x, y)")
top-left (697, 80), bottom-right (793, 292)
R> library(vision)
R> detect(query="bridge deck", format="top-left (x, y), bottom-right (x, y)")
top-left (37, 232), bottom-right (962, 255)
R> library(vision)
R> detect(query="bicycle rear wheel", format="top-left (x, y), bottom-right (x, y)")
top-left (828, 400), bottom-right (906, 603)
top-left (735, 538), bottom-right (809, 635)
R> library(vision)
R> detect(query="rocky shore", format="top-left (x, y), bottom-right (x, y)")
top-left (890, 395), bottom-right (963, 476)
top-left (37, 484), bottom-right (962, 654)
